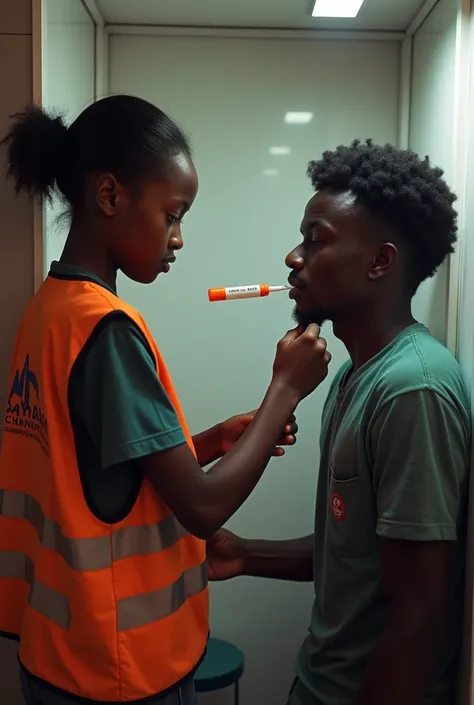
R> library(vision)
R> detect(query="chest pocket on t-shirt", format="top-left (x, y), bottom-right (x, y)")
top-left (325, 397), bottom-right (378, 558)
top-left (328, 469), bottom-right (377, 558)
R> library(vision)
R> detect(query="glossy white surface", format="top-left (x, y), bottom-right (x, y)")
top-left (97, 0), bottom-right (426, 31)
top-left (409, 0), bottom-right (458, 345)
top-left (110, 34), bottom-right (400, 704)
top-left (42, 0), bottom-right (95, 273)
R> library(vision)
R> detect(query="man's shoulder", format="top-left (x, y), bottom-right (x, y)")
top-left (374, 326), bottom-right (467, 407)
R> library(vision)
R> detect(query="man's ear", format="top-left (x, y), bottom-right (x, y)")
top-left (368, 242), bottom-right (398, 281)
top-left (96, 174), bottom-right (129, 217)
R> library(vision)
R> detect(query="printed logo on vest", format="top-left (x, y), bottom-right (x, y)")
top-left (331, 493), bottom-right (345, 521)
top-left (4, 354), bottom-right (49, 455)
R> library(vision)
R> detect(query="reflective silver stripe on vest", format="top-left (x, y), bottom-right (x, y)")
top-left (117, 561), bottom-right (208, 632)
top-left (112, 517), bottom-right (188, 562)
top-left (0, 490), bottom-right (188, 571)
top-left (0, 550), bottom-right (70, 630)
top-left (0, 490), bottom-right (207, 632)
top-left (0, 551), bottom-right (207, 633)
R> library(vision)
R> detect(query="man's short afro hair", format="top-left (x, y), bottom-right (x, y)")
top-left (307, 139), bottom-right (458, 289)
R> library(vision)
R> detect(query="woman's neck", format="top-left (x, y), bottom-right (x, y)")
top-left (60, 222), bottom-right (117, 291)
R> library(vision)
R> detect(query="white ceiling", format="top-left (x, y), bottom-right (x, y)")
top-left (95, 0), bottom-right (428, 32)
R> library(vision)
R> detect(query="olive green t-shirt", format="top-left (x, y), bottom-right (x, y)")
top-left (50, 261), bottom-right (186, 524)
top-left (290, 324), bottom-right (471, 705)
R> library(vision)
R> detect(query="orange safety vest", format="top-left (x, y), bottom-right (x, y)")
top-left (0, 274), bottom-right (209, 702)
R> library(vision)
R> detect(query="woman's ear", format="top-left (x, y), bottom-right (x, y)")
top-left (96, 173), bottom-right (129, 217)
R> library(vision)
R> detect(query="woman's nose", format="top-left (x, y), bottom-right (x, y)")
top-left (170, 229), bottom-right (184, 251)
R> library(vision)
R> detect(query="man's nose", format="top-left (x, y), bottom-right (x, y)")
top-left (285, 245), bottom-right (303, 270)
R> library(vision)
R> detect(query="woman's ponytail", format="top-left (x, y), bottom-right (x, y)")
top-left (1, 105), bottom-right (68, 200)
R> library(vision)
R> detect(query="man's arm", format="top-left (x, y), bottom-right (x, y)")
top-left (206, 530), bottom-right (314, 582)
top-left (356, 539), bottom-right (452, 705)
top-left (243, 534), bottom-right (314, 581)
top-left (357, 388), bottom-right (469, 705)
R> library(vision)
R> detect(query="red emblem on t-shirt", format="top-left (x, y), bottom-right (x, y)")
top-left (331, 493), bottom-right (345, 521)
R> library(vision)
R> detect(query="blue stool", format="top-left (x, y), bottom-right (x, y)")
top-left (195, 637), bottom-right (244, 704)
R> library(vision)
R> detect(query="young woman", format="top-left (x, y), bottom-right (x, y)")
top-left (0, 95), bottom-right (330, 705)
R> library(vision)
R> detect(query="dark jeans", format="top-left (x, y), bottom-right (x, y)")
top-left (20, 669), bottom-right (197, 705)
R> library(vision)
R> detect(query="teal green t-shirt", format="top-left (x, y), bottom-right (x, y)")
top-left (50, 261), bottom-right (186, 524)
top-left (290, 324), bottom-right (471, 705)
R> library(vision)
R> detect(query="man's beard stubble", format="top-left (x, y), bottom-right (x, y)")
top-left (292, 305), bottom-right (326, 329)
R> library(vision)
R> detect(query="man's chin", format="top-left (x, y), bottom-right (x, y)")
top-left (292, 306), bottom-right (327, 329)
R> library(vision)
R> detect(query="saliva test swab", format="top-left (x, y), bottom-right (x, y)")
top-left (208, 284), bottom-right (291, 302)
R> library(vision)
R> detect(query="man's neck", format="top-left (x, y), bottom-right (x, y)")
top-left (333, 306), bottom-right (416, 371)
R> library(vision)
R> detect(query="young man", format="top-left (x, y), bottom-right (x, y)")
top-left (207, 140), bottom-right (471, 705)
